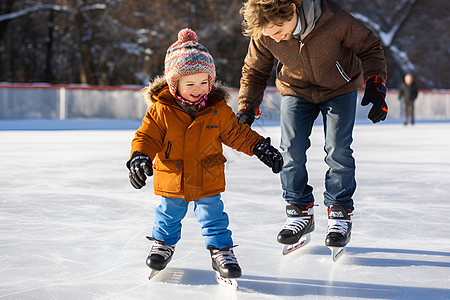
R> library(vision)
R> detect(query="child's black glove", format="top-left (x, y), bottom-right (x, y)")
top-left (361, 75), bottom-right (388, 123)
top-left (126, 151), bottom-right (153, 189)
top-left (253, 138), bottom-right (284, 174)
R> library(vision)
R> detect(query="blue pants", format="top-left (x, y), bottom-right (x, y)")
top-left (280, 91), bottom-right (357, 211)
top-left (152, 194), bottom-right (233, 249)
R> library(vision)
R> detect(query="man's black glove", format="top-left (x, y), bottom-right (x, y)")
top-left (253, 138), bottom-right (284, 174)
top-left (236, 107), bottom-right (260, 126)
top-left (361, 75), bottom-right (388, 123)
top-left (126, 151), bottom-right (153, 189)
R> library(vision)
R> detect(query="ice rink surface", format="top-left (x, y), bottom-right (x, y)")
top-left (1, 121), bottom-right (449, 299)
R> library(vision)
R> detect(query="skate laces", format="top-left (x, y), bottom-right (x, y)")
top-left (283, 216), bottom-right (310, 234)
top-left (150, 241), bottom-right (175, 259)
top-left (327, 219), bottom-right (351, 235)
top-left (211, 248), bottom-right (238, 267)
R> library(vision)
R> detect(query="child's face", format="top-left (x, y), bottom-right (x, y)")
top-left (177, 73), bottom-right (209, 102)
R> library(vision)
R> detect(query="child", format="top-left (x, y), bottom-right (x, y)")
top-left (127, 28), bottom-right (283, 279)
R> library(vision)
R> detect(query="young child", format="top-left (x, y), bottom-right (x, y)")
top-left (127, 28), bottom-right (283, 279)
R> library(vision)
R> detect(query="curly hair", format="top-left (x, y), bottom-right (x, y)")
top-left (240, 0), bottom-right (303, 39)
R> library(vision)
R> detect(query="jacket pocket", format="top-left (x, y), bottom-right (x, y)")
top-left (335, 61), bottom-right (351, 83)
top-left (153, 159), bottom-right (183, 193)
top-left (201, 153), bottom-right (226, 192)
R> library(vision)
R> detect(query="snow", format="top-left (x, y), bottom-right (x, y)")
top-left (0, 4), bottom-right (68, 23)
top-left (389, 45), bottom-right (415, 72)
top-left (79, 4), bottom-right (106, 12)
top-left (350, 0), bottom-right (418, 77)
top-left (1, 120), bottom-right (449, 299)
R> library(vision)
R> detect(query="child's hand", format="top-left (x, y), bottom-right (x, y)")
top-left (253, 138), bottom-right (284, 174)
top-left (126, 151), bottom-right (153, 189)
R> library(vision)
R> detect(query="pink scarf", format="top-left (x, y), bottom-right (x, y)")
top-left (175, 94), bottom-right (207, 109)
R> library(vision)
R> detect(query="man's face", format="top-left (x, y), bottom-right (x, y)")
top-left (261, 5), bottom-right (298, 43)
top-left (405, 74), bottom-right (413, 85)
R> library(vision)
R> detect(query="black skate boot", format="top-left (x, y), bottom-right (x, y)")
top-left (277, 204), bottom-right (315, 245)
top-left (209, 246), bottom-right (242, 278)
top-left (325, 205), bottom-right (352, 261)
top-left (145, 237), bottom-right (175, 271)
top-left (325, 205), bottom-right (352, 248)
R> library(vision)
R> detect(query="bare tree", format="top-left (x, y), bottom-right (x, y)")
top-left (0, 0), bottom-right (448, 88)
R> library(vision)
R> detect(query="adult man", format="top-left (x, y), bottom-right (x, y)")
top-left (237, 0), bottom-right (388, 253)
top-left (399, 73), bottom-right (418, 125)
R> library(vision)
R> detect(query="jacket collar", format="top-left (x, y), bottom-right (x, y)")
top-left (296, 0), bottom-right (336, 42)
top-left (297, 0), bottom-right (323, 40)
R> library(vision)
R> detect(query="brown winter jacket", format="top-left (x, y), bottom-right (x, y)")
top-left (238, 0), bottom-right (387, 110)
top-left (130, 76), bottom-right (264, 201)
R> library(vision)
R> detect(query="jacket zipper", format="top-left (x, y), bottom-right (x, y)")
top-left (164, 106), bottom-right (212, 160)
top-left (335, 61), bottom-right (351, 82)
top-left (165, 141), bottom-right (172, 159)
top-left (196, 109), bottom-right (212, 118)
top-left (276, 60), bottom-right (282, 79)
top-left (299, 41), bottom-right (307, 77)
top-left (299, 40), bottom-right (318, 102)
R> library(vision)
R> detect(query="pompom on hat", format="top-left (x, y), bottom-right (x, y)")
top-left (164, 28), bottom-right (216, 97)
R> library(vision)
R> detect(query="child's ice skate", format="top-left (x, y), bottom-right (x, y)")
top-left (209, 245), bottom-right (241, 290)
top-left (146, 237), bottom-right (175, 280)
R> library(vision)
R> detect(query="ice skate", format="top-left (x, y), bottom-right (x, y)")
top-left (329, 246), bottom-right (346, 262)
top-left (146, 237), bottom-right (175, 280)
top-left (325, 205), bottom-right (352, 262)
top-left (277, 205), bottom-right (314, 255)
top-left (282, 233), bottom-right (311, 255)
top-left (214, 272), bottom-right (239, 291)
top-left (209, 246), bottom-right (241, 290)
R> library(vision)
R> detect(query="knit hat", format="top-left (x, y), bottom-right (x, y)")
top-left (164, 28), bottom-right (216, 97)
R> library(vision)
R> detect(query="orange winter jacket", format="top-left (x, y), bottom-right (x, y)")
top-left (130, 76), bottom-right (264, 201)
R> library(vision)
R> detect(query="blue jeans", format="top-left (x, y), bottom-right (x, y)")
top-left (280, 91), bottom-right (357, 211)
top-left (152, 194), bottom-right (233, 249)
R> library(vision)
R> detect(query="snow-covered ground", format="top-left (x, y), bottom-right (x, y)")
top-left (0, 121), bottom-right (449, 299)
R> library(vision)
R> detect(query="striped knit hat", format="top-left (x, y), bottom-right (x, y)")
top-left (164, 28), bottom-right (216, 97)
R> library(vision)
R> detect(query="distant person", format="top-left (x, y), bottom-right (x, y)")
top-left (237, 0), bottom-right (388, 258)
top-left (126, 28), bottom-right (283, 281)
top-left (399, 73), bottom-right (418, 125)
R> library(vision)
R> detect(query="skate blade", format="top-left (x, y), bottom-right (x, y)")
top-left (215, 272), bottom-right (238, 291)
top-left (148, 269), bottom-right (160, 280)
top-left (328, 246), bottom-right (345, 262)
top-left (282, 234), bottom-right (311, 255)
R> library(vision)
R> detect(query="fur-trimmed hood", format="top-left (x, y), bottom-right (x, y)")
top-left (141, 75), bottom-right (232, 108)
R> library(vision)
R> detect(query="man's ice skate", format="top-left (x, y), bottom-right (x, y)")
top-left (282, 234), bottom-right (311, 255)
top-left (146, 237), bottom-right (175, 280)
top-left (209, 245), bottom-right (241, 290)
top-left (277, 205), bottom-right (314, 255)
top-left (325, 205), bottom-right (352, 262)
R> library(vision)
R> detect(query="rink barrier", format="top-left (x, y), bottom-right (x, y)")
top-left (0, 83), bottom-right (145, 120)
top-left (1, 83), bottom-right (449, 121)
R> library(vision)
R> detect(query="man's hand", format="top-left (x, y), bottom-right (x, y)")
top-left (361, 75), bottom-right (388, 123)
top-left (236, 107), bottom-right (261, 126)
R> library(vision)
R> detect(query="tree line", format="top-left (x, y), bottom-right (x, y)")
top-left (0, 0), bottom-right (448, 89)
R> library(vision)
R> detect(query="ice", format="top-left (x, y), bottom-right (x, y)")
top-left (0, 121), bottom-right (449, 299)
